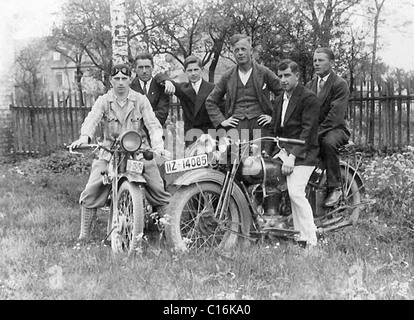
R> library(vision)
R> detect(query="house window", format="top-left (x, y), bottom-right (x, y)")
top-left (55, 71), bottom-right (63, 87)
top-left (53, 52), bottom-right (61, 61)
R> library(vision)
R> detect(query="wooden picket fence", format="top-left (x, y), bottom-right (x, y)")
top-left (9, 78), bottom-right (414, 155)
top-left (347, 77), bottom-right (414, 149)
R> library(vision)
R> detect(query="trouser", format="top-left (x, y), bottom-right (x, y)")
top-left (79, 158), bottom-right (171, 209)
top-left (319, 128), bottom-right (350, 188)
top-left (286, 165), bottom-right (317, 246)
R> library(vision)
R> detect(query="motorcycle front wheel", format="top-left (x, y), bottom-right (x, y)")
top-left (165, 182), bottom-right (241, 253)
top-left (111, 181), bottom-right (145, 256)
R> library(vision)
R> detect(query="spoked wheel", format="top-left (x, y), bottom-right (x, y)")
top-left (165, 182), bottom-right (240, 253)
top-left (111, 181), bottom-right (145, 255)
top-left (316, 167), bottom-right (362, 232)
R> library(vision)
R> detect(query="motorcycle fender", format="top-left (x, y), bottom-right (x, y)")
top-left (340, 161), bottom-right (365, 194)
top-left (172, 168), bottom-right (252, 237)
top-left (119, 172), bottom-right (147, 184)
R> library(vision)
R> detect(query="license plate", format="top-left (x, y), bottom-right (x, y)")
top-left (126, 159), bottom-right (144, 174)
top-left (165, 154), bottom-right (208, 174)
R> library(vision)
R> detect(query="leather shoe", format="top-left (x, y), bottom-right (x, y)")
top-left (324, 187), bottom-right (342, 207)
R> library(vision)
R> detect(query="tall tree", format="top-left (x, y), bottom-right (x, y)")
top-left (51, 0), bottom-right (113, 88)
top-left (293, 0), bottom-right (360, 47)
top-left (368, 0), bottom-right (386, 143)
top-left (47, 28), bottom-right (86, 104)
top-left (14, 39), bottom-right (47, 106)
top-left (110, 0), bottom-right (128, 64)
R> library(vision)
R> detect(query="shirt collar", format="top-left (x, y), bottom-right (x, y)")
top-left (319, 73), bottom-right (330, 82)
top-left (107, 88), bottom-right (136, 103)
top-left (238, 67), bottom-right (253, 77)
top-left (139, 78), bottom-right (152, 88)
top-left (191, 79), bottom-right (202, 89)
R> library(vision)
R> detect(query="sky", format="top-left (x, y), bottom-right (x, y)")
top-left (2, 0), bottom-right (414, 72)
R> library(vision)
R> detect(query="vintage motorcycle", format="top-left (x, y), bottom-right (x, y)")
top-left (164, 134), bottom-right (365, 252)
top-left (69, 131), bottom-right (168, 256)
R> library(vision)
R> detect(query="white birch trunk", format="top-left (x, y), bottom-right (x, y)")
top-left (110, 0), bottom-right (128, 65)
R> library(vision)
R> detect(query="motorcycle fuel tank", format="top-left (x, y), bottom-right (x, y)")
top-left (241, 156), bottom-right (286, 192)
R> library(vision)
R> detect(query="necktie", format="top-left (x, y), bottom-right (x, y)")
top-left (192, 83), bottom-right (198, 95)
top-left (281, 95), bottom-right (290, 127)
top-left (143, 81), bottom-right (148, 96)
top-left (318, 78), bottom-right (324, 97)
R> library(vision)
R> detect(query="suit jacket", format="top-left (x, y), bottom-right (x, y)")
top-left (206, 61), bottom-right (282, 128)
top-left (130, 76), bottom-right (170, 126)
top-left (305, 72), bottom-right (351, 136)
top-left (173, 79), bottom-right (215, 134)
top-left (265, 84), bottom-right (320, 166)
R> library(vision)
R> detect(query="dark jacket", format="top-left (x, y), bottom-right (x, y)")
top-left (206, 61), bottom-right (282, 128)
top-left (173, 79), bottom-right (215, 134)
top-left (265, 84), bottom-right (320, 166)
top-left (130, 76), bottom-right (170, 126)
top-left (306, 72), bottom-right (351, 136)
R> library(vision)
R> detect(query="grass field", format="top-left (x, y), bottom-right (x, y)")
top-left (0, 150), bottom-right (413, 300)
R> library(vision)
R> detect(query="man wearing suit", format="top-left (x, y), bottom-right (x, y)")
top-left (168, 55), bottom-right (216, 147)
top-left (306, 47), bottom-right (351, 207)
top-left (130, 52), bottom-right (170, 127)
top-left (206, 34), bottom-right (282, 148)
top-left (265, 59), bottom-right (320, 248)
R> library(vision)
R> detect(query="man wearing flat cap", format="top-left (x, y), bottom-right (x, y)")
top-left (69, 64), bottom-right (171, 242)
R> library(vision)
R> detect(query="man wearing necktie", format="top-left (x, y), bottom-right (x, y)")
top-left (265, 59), bottom-right (320, 249)
top-left (130, 52), bottom-right (171, 127)
top-left (156, 55), bottom-right (216, 147)
top-left (306, 47), bottom-right (351, 207)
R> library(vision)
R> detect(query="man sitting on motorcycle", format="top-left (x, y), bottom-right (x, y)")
top-left (265, 59), bottom-right (321, 249)
top-left (69, 64), bottom-right (171, 242)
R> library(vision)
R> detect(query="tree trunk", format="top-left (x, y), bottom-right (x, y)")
top-left (208, 38), bottom-right (225, 83)
top-left (110, 0), bottom-right (128, 65)
top-left (369, 0), bottom-right (386, 144)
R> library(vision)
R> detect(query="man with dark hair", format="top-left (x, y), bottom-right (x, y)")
top-left (265, 59), bottom-right (321, 249)
top-left (160, 55), bottom-right (216, 147)
top-left (130, 52), bottom-right (171, 127)
top-left (306, 47), bottom-right (351, 207)
top-left (206, 34), bottom-right (282, 146)
top-left (69, 64), bottom-right (171, 242)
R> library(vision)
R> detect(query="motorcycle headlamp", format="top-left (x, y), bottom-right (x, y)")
top-left (119, 131), bottom-right (142, 153)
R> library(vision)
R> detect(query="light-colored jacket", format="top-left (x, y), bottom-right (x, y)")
top-left (80, 89), bottom-right (164, 160)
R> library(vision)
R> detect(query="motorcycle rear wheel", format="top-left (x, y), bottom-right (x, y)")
top-left (317, 167), bottom-right (362, 230)
top-left (111, 181), bottom-right (145, 256)
top-left (166, 182), bottom-right (240, 253)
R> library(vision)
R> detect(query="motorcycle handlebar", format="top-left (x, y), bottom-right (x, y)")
top-left (276, 137), bottom-right (306, 146)
top-left (68, 144), bottom-right (155, 160)
top-left (249, 136), bottom-right (305, 146)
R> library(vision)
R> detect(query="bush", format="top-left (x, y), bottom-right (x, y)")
top-left (362, 149), bottom-right (414, 247)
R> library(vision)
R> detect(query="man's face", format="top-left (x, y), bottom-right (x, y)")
top-left (110, 72), bottom-right (130, 96)
top-left (185, 62), bottom-right (202, 84)
top-left (313, 52), bottom-right (332, 77)
top-left (277, 67), bottom-right (299, 94)
top-left (231, 38), bottom-right (252, 67)
top-left (136, 59), bottom-right (153, 82)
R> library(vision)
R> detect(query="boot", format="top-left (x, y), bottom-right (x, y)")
top-left (324, 187), bottom-right (342, 207)
top-left (78, 207), bottom-right (97, 241)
